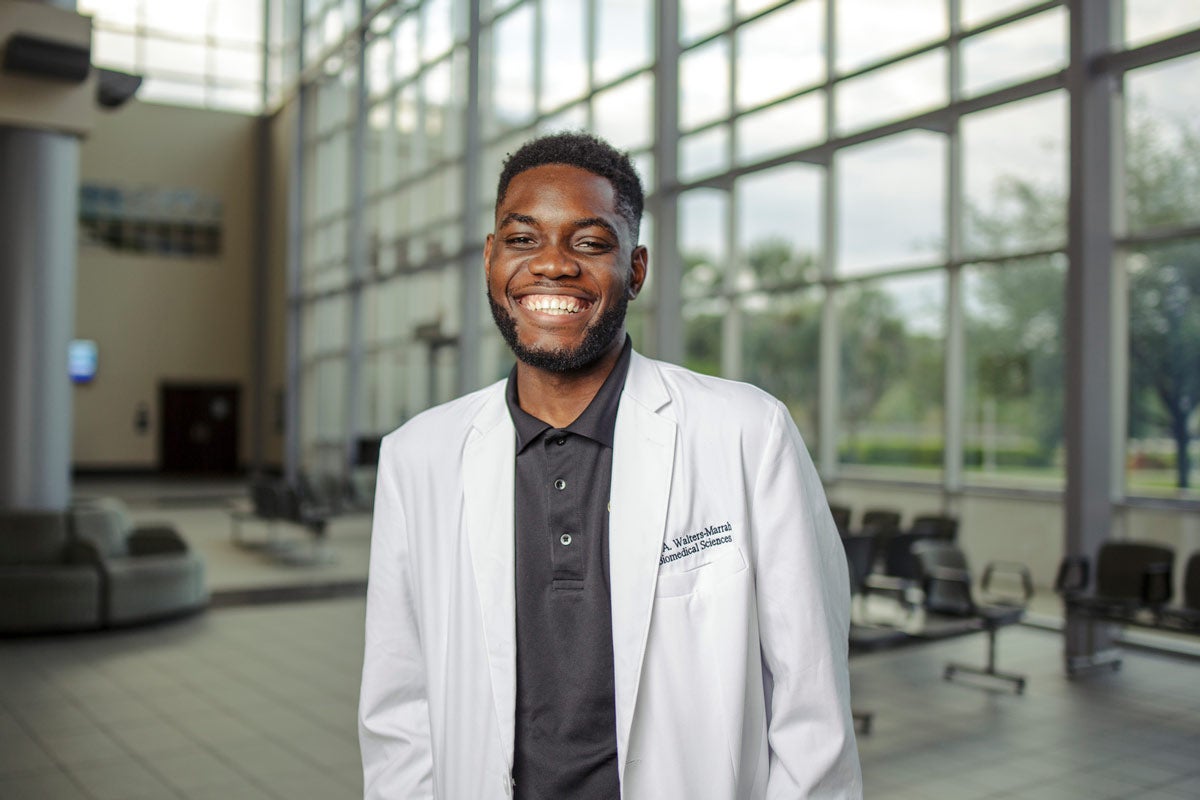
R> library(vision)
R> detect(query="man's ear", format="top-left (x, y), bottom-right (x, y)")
top-left (627, 245), bottom-right (648, 299)
top-left (483, 233), bottom-right (494, 277)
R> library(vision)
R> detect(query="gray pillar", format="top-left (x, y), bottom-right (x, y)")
top-left (650, 0), bottom-right (682, 364)
top-left (0, 127), bottom-right (79, 511)
top-left (1063, 0), bottom-right (1118, 670)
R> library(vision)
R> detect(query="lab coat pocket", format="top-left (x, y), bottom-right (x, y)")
top-left (654, 545), bottom-right (748, 598)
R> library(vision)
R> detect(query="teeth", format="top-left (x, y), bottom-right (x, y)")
top-left (523, 295), bottom-right (584, 314)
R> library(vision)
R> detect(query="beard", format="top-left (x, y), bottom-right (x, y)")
top-left (488, 288), bottom-right (628, 374)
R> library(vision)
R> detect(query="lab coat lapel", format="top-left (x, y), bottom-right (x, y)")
top-left (462, 386), bottom-right (517, 768)
top-left (610, 353), bottom-right (676, 777)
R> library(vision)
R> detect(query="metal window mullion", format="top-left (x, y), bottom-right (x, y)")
top-left (459, 0), bottom-right (483, 394)
top-left (343, 0), bottom-right (369, 474)
top-left (818, 0), bottom-right (839, 479)
top-left (722, 22), bottom-right (740, 381)
top-left (944, 0), bottom-right (965, 500)
top-left (650, 0), bottom-right (682, 363)
top-left (285, 0), bottom-right (309, 483)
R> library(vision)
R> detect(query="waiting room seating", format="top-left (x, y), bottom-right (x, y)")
top-left (829, 504), bottom-right (852, 536)
top-left (1, 501), bottom-right (206, 634)
top-left (914, 542), bottom-right (1032, 693)
top-left (1058, 541), bottom-right (1200, 674)
top-left (0, 510), bottom-right (101, 633)
top-left (71, 499), bottom-right (208, 626)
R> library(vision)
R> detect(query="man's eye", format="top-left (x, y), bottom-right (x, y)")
top-left (507, 236), bottom-right (535, 246)
top-left (578, 240), bottom-right (612, 251)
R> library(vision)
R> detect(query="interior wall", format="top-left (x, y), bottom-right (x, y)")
top-left (73, 101), bottom-right (259, 471)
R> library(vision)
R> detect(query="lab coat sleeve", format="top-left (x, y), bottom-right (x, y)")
top-left (359, 437), bottom-right (436, 799)
top-left (753, 400), bottom-right (862, 799)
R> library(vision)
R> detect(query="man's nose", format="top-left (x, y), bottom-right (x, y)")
top-left (528, 244), bottom-right (581, 278)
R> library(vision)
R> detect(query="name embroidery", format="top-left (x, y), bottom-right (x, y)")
top-left (659, 521), bottom-right (734, 566)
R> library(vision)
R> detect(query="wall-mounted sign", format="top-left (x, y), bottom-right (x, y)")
top-left (68, 339), bottom-right (98, 384)
top-left (79, 183), bottom-right (222, 257)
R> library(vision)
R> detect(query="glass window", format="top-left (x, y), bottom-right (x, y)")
top-left (595, 0), bottom-right (653, 85)
top-left (962, 91), bottom-right (1067, 256)
top-left (144, 37), bottom-right (206, 78)
top-left (837, 131), bottom-right (946, 275)
top-left (736, 92), bottom-right (824, 164)
top-left (836, 0), bottom-right (946, 73)
top-left (489, 4), bottom-right (535, 130)
top-left (743, 289), bottom-right (822, 446)
top-left (838, 273), bottom-right (945, 479)
top-left (1126, 239), bottom-right (1200, 498)
top-left (680, 36), bottom-right (730, 130)
top-left (421, 0), bottom-right (454, 63)
top-left (680, 188), bottom-right (730, 300)
top-left (213, 0), bottom-right (263, 44)
top-left (145, 2), bottom-right (207, 38)
top-left (836, 49), bottom-right (946, 134)
top-left (961, 7), bottom-right (1067, 98)
top-left (213, 46), bottom-right (260, 84)
top-left (736, 164), bottom-right (822, 290)
top-left (682, 0), bottom-right (729, 44)
top-left (736, 1), bottom-right (823, 110)
top-left (592, 74), bottom-right (654, 151)
top-left (92, 29), bottom-right (137, 72)
top-left (964, 258), bottom-right (1065, 488)
top-left (393, 13), bottom-right (420, 81)
top-left (1125, 53), bottom-right (1200, 233)
top-left (78, 0), bottom-right (139, 28)
top-left (540, 0), bottom-right (587, 112)
top-left (679, 126), bottom-right (730, 183)
top-left (960, 0), bottom-right (1041, 29)
top-left (1124, 0), bottom-right (1200, 49)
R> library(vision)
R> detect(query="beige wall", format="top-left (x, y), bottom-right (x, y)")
top-left (73, 101), bottom-right (259, 470)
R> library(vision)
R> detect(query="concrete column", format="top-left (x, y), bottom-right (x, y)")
top-left (1063, 0), bottom-right (1119, 670)
top-left (0, 126), bottom-right (79, 511)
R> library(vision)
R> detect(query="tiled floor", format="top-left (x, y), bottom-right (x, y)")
top-left (1, 481), bottom-right (1198, 799)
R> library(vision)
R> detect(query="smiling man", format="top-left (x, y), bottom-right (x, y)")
top-left (359, 132), bottom-right (862, 800)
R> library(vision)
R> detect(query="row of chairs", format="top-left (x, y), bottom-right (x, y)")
top-left (840, 517), bottom-right (1032, 696)
top-left (229, 472), bottom-right (373, 565)
top-left (1056, 541), bottom-right (1200, 674)
top-left (829, 504), bottom-right (960, 542)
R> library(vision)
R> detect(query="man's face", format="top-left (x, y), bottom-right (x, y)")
top-left (485, 163), bottom-right (647, 374)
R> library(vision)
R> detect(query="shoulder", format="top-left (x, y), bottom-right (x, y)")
top-left (633, 352), bottom-right (786, 422)
top-left (380, 380), bottom-right (505, 458)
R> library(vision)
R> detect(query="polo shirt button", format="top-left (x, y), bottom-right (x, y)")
top-left (556, 437), bottom-right (566, 446)
top-left (554, 479), bottom-right (566, 490)
top-left (560, 533), bottom-right (572, 546)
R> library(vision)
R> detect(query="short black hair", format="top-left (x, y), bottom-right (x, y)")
top-left (496, 131), bottom-right (644, 240)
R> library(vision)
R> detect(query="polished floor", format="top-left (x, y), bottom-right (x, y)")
top-left (1, 482), bottom-right (1198, 799)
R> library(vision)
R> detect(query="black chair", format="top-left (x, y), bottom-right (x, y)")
top-left (861, 509), bottom-right (901, 537)
top-left (1074, 541), bottom-right (1175, 620)
top-left (863, 532), bottom-right (927, 611)
top-left (1163, 552), bottom-right (1200, 632)
top-left (909, 514), bottom-right (958, 542)
top-left (914, 542), bottom-right (1032, 693)
top-left (829, 504), bottom-right (852, 536)
top-left (839, 532), bottom-right (904, 736)
top-left (229, 477), bottom-right (284, 548)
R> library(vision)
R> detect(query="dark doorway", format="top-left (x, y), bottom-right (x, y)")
top-left (160, 383), bottom-right (240, 474)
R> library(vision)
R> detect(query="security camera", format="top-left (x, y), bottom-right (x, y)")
top-left (95, 67), bottom-right (141, 109)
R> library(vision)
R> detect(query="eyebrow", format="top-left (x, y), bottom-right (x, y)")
top-left (498, 212), bottom-right (619, 239)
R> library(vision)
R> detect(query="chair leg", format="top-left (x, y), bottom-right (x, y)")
top-left (943, 626), bottom-right (1026, 694)
top-left (852, 709), bottom-right (873, 736)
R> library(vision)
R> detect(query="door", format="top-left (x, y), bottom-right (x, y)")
top-left (160, 383), bottom-right (240, 474)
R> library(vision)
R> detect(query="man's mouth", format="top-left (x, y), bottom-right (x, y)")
top-left (518, 294), bottom-right (592, 315)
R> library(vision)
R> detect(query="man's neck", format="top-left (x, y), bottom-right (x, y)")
top-left (515, 339), bottom-right (625, 429)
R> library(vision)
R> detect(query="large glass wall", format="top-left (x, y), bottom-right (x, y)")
top-left (276, 0), bottom-right (1200, 519)
top-left (81, 0), bottom-right (266, 112)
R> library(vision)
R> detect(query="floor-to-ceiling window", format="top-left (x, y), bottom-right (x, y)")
top-left (272, 0), bottom-right (1199, 572)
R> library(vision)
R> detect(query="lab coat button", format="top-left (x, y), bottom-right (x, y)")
top-left (560, 533), bottom-right (572, 546)
top-left (554, 479), bottom-right (566, 490)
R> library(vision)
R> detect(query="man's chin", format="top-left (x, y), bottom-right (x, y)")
top-left (488, 291), bottom-right (626, 374)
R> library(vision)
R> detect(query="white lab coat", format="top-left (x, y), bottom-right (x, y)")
top-left (359, 352), bottom-right (862, 799)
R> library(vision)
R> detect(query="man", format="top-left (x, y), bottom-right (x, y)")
top-left (359, 132), bottom-right (861, 799)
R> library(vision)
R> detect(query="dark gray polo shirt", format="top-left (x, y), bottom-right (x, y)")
top-left (505, 338), bottom-right (632, 800)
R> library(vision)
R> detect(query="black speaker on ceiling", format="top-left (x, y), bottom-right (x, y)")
top-left (2, 33), bottom-right (90, 82)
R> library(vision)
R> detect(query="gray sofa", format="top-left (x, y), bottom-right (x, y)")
top-left (0, 510), bottom-right (101, 633)
top-left (0, 500), bottom-right (207, 634)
